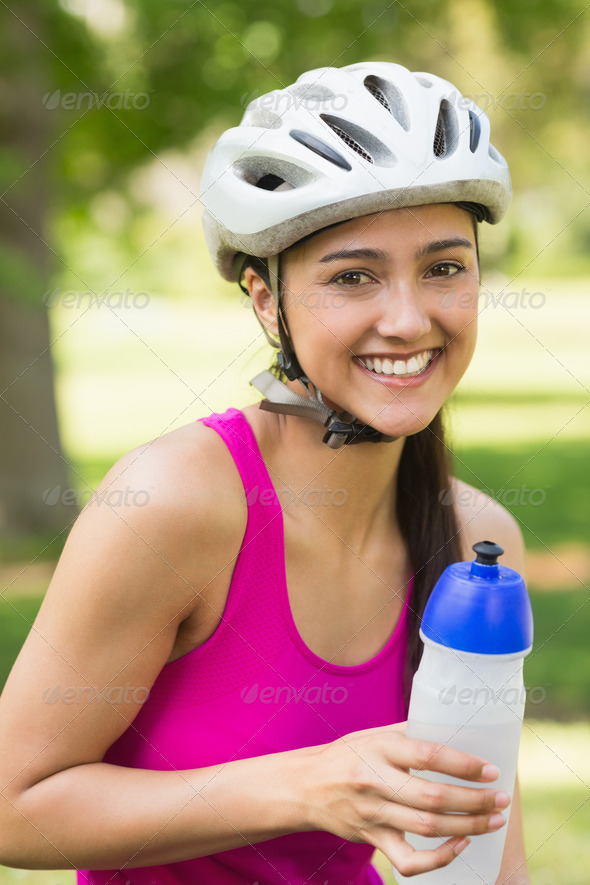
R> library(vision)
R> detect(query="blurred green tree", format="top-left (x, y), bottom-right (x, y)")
top-left (0, 0), bottom-right (588, 540)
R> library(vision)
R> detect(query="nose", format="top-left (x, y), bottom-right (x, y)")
top-left (373, 282), bottom-right (432, 342)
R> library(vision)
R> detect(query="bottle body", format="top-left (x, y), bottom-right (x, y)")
top-left (393, 638), bottom-right (526, 884)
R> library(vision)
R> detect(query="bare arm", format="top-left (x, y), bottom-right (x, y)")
top-left (496, 779), bottom-right (530, 884)
top-left (0, 428), bottom-right (315, 869)
top-left (6, 750), bottom-right (312, 869)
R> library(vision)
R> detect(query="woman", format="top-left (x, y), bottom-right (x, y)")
top-left (0, 62), bottom-right (530, 883)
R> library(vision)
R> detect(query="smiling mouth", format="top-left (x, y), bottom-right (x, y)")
top-left (356, 349), bottom-right (439, 378)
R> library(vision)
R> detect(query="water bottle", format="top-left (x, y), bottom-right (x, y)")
top-left (393, 540), bottom-right (533, 885)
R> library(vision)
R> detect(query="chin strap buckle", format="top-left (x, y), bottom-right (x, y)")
top-left (277, 351), bottom-right (306, 382)
top-left (322, 417), bottom-right (396, 448)
top-left (250, 370), bottom-right (398, 448)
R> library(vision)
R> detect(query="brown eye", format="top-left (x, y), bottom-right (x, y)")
top-left (333, 271), bottom-right (374, 286)
top-left (429, 262), bottom-right (462, 277)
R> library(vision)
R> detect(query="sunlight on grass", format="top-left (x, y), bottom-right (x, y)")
top-left (50, 281), bottom-right (589, 460)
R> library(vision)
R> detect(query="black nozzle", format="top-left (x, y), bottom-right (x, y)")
top-left (472, 540), bottom-right (504, 566)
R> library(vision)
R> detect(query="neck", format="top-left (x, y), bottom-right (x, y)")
top-left (244, 403), bottom-right (406, 552)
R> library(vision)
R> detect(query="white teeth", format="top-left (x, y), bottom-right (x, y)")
top-left (359, 349), bottom-right (435, 377)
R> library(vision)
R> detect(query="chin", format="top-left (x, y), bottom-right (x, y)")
top-left (358, 407), bottom-right (443, 439)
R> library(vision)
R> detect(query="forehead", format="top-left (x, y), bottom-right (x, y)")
top-left (284, 204), bottom-right (476, 267)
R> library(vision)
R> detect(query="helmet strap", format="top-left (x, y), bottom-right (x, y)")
top-left (267, 254), bottom-right (307, 382)
top-left (254, 255), bottom-right (397, 448)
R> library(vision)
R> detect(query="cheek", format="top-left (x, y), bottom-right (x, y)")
top-left (444, 303), bottom-right (478, 366)
top-left (286, 293), bottom-right (358, 350)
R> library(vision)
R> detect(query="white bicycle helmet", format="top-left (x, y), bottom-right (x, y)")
top-left (200, 61), bottom-right (511, 447)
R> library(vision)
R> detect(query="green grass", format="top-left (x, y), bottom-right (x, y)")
top-left (453, 437), bottom-right (590, 550)
top-left (525, 590), bottom-right (590, 719)
top-left (0, 872), bottom-right (74, 884)
top-left (0, 535), bottom-right (67, 566)
top-left (0, 596), bottom-right (43, 683)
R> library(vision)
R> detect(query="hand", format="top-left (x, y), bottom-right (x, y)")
top-left (305, 722), bottom-right (511, 879)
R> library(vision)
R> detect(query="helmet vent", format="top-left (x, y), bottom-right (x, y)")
top-left (256, 173), bottom-right (288, 191)
top-left (468, 109), bottom-right (481, 152)
top-left (320, 115), bottom-right (396, 167)
top-left (233, 157), bottom-right (315, 190)
top-left (365, 80), bottom-right (391, 112)
top-left (433, 113), bottom-right (446, 156)
top-left (433, 100), bottom-right (458, 158)
top-left (242, 107), bottom-right (282, 130)
top-left (364, 76), bottom-right (410, 131)
top-left (290, 129), bottom-right (352, 170)
top-left (323, 120), bottom-right (374, 163)
top-left (289, 83), bottom-right (336, 104)
top-left (488, 143), bottom-right (502, 163)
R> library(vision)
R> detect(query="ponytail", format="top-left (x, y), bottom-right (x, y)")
top-left (397, 409), bottom-right (462, 708)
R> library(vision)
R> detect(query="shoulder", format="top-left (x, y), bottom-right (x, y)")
top-left (70, 417), bottom-right (248, 608)
top-left (449, 478), bottom-right (526, 576)
top-left (99, 417), bottom-right (247, 525)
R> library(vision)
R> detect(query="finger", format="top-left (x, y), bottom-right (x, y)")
top-left (384, 801), bottom-right (507, 839)
top-left (387, 735), bottom-right (502, 783)
top-left (387, 773), bottom-right (511, 815)
top-left (385, 834), bottom-right (471, 878)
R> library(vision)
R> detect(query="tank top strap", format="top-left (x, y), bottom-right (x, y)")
top-left (200, 408), bottom-right (282, 538)
top-left (197, 408), bottom-right (292, 664)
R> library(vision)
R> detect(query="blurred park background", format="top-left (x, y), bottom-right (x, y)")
top-left (0, 0), bottom-right (589, 882)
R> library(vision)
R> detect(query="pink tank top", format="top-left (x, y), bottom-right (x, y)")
top-left (78, 409), bottom-right (412, 885)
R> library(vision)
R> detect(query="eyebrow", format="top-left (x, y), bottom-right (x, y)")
top-left (319, 248), bottom-right (388, 263)
top-left (415, 237), bottom-right (475, 258)
top-left (318, 238), bottom-right (474, 265)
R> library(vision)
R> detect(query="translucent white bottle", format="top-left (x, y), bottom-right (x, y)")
top-left (393, 541), bottom-right (533, 885)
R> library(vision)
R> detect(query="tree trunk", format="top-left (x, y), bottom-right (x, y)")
top-left (0, 3), bottom-right (72, 538)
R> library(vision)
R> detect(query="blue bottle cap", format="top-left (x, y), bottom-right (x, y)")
top-left (420, 541), bottom-right (534, 654)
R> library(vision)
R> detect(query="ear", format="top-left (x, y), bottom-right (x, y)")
top-left (243, 267), bottom-right (279, 336)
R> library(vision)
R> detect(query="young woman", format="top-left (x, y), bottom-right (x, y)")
top-left (0, 63), bottom-right (530, 884)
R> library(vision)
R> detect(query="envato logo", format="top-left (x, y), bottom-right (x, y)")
top-left (242, 484), bottom-right (348, 508)
top-left (241, 682), bottom-right (349, 705)
top-left (42, 683), bottom-right (150, 705)
top-left (42, 486), bottom-right (150, 508)
top-left (241, 89), bottom-right (348, 114)
top-left (43, 288), bottom-right (150, 310)
top-left (458, 91), bottom-right (546, 112)
top-left (42, 89), bottom-right (150, 111)
top-left (439, 486), bottom-right (547, 508)
top-left (438, 684), bottom-right (546, 706)
top-left (239, 289), bottom-right (348, 311)
top-left (438, 288), bottom-right (546, 311)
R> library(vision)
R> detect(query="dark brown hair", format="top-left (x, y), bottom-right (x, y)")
top-left (396, 411), bottom-right (462, 708)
